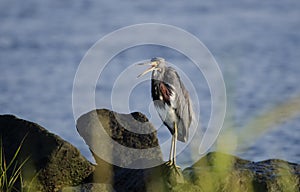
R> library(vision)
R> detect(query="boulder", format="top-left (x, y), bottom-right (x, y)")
top-left (76, 109), bottom-right (163, 169)
top-left (76, 109), bottom-right (166, 191)
top-left (61, 183), bottom-right (113, 192)
top-left (0, 114), bottom-right (94, 192)
top-left (182, 152), bottom-right (300, 192)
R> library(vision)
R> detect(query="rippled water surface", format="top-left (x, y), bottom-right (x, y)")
top-left (0, 0), bottom-right (299, 166)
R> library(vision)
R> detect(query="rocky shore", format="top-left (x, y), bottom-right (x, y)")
top-left (0, 109), bottom-right (299, 192)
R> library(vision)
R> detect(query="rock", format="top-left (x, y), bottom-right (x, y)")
top-left (182, 152), bottom-right (300, 192)
top-left (0, 114), bottom-right (94, 192)
top-left (61, 183), bottom-right (114, 192)
top-left (76, 109), bottom-right (163, 169)
top-left (76, 109), bottom-right (166, 191)
top-left (161, 163), bottom-right (185, 189)
top-left (109, 164), bottom-right (168, 192)
top-left (88, 160), bottom-right (184, 192)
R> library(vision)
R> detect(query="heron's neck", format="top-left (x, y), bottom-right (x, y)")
top-left (152, 68), bottom-right (164, 80)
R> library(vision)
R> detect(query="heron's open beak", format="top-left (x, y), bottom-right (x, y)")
top-left (137, 61), bottom-right (157, 78)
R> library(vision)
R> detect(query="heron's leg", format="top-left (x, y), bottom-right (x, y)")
top-left (166, 133), bottom-right (175, 166)
top-left (169, 135), bottom-right (174, 162)
top-left (173, 122), bottom-right (178, 165)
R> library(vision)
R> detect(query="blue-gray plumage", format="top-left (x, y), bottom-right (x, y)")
top-left (137, 57), bottom-right (193, 167)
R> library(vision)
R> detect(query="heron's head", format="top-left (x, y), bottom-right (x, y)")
top-left (137, 57), bottom-right (166, 78)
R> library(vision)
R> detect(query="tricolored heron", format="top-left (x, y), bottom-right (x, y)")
top-left (137, 57), bottom-right (193, 167)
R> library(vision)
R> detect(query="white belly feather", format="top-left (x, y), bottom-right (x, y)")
top-left (155, 89), bottom-right (177, 129)
top-left (156, 104), bottom-right (177, 128)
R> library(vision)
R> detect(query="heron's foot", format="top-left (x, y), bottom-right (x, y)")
top-left (164, 160), bottom-right (181, 174)
top-left (165, 160), bottom-right (174, 166)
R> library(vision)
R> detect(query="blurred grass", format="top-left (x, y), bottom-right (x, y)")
top-left (238, 95), bottom-right (300, 144)
top-left (0, 135), bottom-right (40, 192)
top-left (0, 137), bottom-right (29, 192)
top-left (206, 94), bottom-right (300, 191)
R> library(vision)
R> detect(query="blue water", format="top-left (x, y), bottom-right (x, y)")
top-left (0, 0), bottom-right (299, 165)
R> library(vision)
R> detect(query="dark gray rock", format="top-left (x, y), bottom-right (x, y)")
top-left (0, 114), bottom-right (94, 192)
top-left (76, 109), bottom-right (166, 191)
top-left (76, 109), bottom-right (164, 169)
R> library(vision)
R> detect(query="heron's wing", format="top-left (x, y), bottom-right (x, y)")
top-left (159, 82), bottom-right (173, 106)
top-left (163, 67), bottom-right (193, 142)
